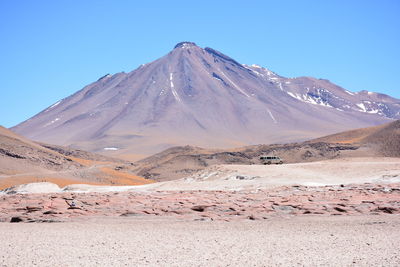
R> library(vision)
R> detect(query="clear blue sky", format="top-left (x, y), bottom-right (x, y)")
top-left (1, 0), bottom-right (399, 127)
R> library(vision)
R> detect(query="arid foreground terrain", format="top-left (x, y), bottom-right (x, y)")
top-left (1, 216), bottom-right (399, 266)
top-left (1, 157), bottom-right (399, 266)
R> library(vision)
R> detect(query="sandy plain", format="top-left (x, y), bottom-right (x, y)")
top-left (149, 157), bottom-right (400, 191)
top-left (1, 215), bottom-right (399, 266)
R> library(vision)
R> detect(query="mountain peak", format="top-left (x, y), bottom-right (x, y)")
top-left (11, 42), bottom-right (400, 157)
top-left (174, 41), bottom-right (197, 49)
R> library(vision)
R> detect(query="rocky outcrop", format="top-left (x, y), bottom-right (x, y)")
top-left (1, 182), bottom-right (399, 223)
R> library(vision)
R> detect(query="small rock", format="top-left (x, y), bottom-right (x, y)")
top-left (67, 206), bottom-right (82, 210)
top-left (191, 205), bottom-right (209, 212)
top-left (334, 207), bottom-right (347, 213)
top-left (248, 215), bottom-right (257, 220)
top-left (362, 200), bottom-right (375, 204)
top-left (374, 207), bottom-right (396, 214)
top-left (141, 210), bottom-right (152, 214)
top-left (26, 206), bottom-right (42, 212)
top-left (43, 210), bottom-right (59, 215)
top-left (120, 212), bottom-right (140, 217)
top-left (10, 217), bottom-right (23, 223)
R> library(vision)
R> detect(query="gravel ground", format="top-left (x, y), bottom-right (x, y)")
top-left (151, 157), bottom-right (400, 191)
top-left (1, 215), bottom-right (399, 266)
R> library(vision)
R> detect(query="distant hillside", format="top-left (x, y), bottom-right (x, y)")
top-left (0, 126), bottom-right (81, 174)
top-left (0, 127), bottom-right (152, 189)
top-left (39, 143), bottom-right (126, 164)
top-left (133, 121), bottom-right (399, 182)
top-left (133, 142), bottom-right (359, 182)
top-left (310, 120), bottom-right (400, 157)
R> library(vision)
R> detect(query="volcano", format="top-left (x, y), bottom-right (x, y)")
top-left (12, 42), bottom-right (400, 159)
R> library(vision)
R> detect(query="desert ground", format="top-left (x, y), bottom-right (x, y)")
top-left (0, 216), bottom-right (399, 266)
top-left (1, 157), bottom-right (399, 222)
top-left (141, 157), bottom-right (400, 191)
top-left (1, 157), bottom-right (400, 265)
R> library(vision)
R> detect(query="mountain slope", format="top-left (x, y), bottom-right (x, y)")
top-left (0, 126), bottom-right (81, 175)
top-left (311, 120), bottom-right (400, 156)
top-left (0, 126), bottom-right (152, 189)
top-left (133, 120), bottom-right (399, 182)
top-left (12, 42), bottom-right (400, 158)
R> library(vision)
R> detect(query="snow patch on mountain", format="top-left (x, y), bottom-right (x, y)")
top-left (267, 109), bottom-right (277, 123)
top-left (287, 90), bottom-right (333, 108)
top-left (44, 100), bottom-right (62, 113)
top-left (103, 147), bottom-right (119, 151)
top-left (44, 118), bottom-right (60, 127)
top-left (169, 73), bottom-right (182, 102)
top-left (219, 69), bottom-right (250, 98)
